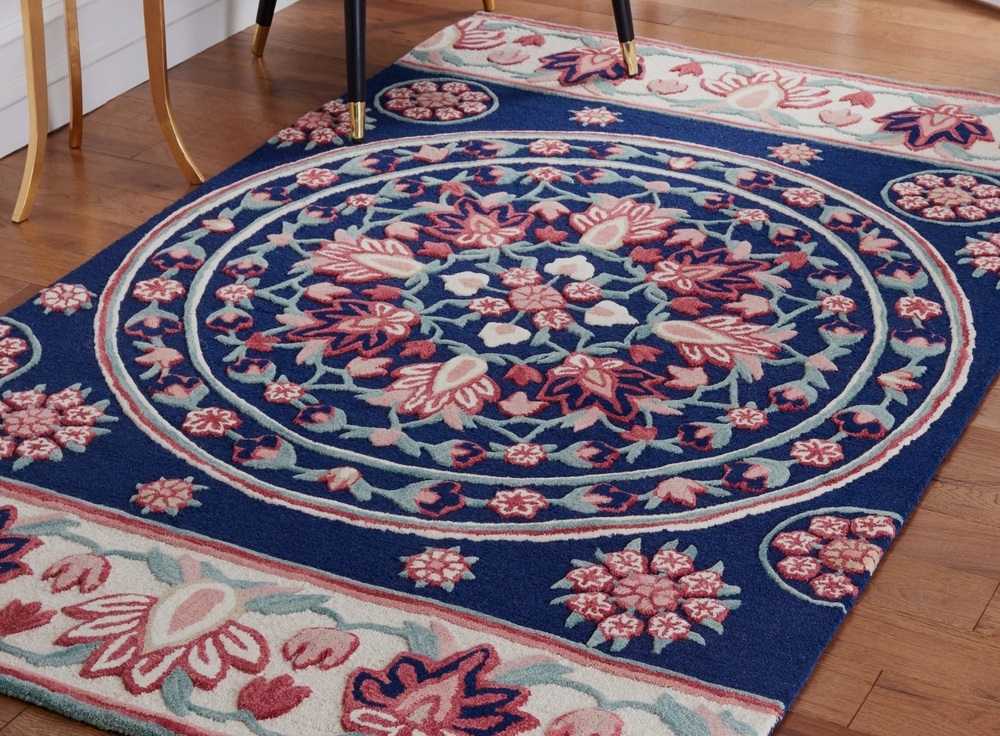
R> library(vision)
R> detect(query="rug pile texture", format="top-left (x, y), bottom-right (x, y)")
top-left (2, 13), bottom-right (1000, 736)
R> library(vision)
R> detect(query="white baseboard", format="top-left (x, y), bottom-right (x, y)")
top-left (0, 0), bottom-right (299, 159)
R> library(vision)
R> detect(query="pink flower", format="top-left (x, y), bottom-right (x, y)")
top-left (131, 477), bottom-right (202, 515)
top-left (733, 208), bottom-right (769, 224)
top-left (727, 406), bottom-right (767, 430)
top-left (295, 168), bottom-right (339, 189)
top-left (238, 675), bottom-right (311, 720)
top-left (508, 284), bottom-right (566, 312)
top-left (283, 627), bottom-right (359, 670)
top-left (878, 369), bottom-right (921, 391)
top-left (652, 478), bottom-right (707, 508)
top-left (808, 515), bottom-right (850, 539)
top-left (402, 547), bottom-right (476, 590)
top-left (182, 407), bottom-right (241, 437)
top-left (500, 267), bottom-right (543, 287)
top-left (0, 600), bottom-right (56, 635)
top-left (772, 531), bottom-right (821, 555)
top-left (132, 278), bottom-right (186, 303)
top-left (811, 572), bottom-right (859, 600)
top-left (42, 554), bottom-right (110, 593)
top-left (565, 565), bottom-right (615, 593)
top-left (790, 438), bottom-right (844, 467)
top-left (487, 488), bottom-right (549, 519)
top-left (851, 515), bottom-right (897, 539)
top-left (318, 467), bottom-right (362, 492)
top-left (369, 428), bottom-right (402, 447)
top-left (529, 139), bottom-right (571, 155)
top-left (781, 187), bottom-right (825, 207)
top-left (546, 708), bottom-right (624, 736)
top-left (598, 612), bottom-right (644, 640)
top-left (504, 442), bottom-right (547, 466)
top-left (369, 356), bottom-right (500, 427)
top-left (299, 234), bottom-right (424, 283)
top-left (570, 106), bottom-right (621, 127)
top-left (776, 555), bottom-right (822, 581)
top-left (819, 537), bottom-right (883, 574)
top-left (768, 142), bottom-right (821, 164)
top-left (569, 196), bottom-right (676, 250)
top-left (424, 197), bottom-right (534, 250)
top-left (35, 283), bottom-right (93, 314)
top-left (819, 294), bottom-right (856, 314)
top-left (263, 381), bottom-right (308, 404)
top-left (201, 217), bottom-right (235, 233)
top-left (701, 70), bottom-right (830, 110)
top-left (56, 582), bottom-right (269, 694)
top-left (896, 296), bottom-right (942, 321)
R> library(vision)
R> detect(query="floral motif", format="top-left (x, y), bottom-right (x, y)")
top-left (769, 142), bottom-right (821, 165)
top-left (569, 196), bottom-right (676, 250)
top-left (0, 506), bottom-right (40, 583)
top-left (886, 171), bottom-right (1000, 222)
top-left (540, 46), bottom-right (642, 86)
top-left (425, 197), bottom-right (535, 249)
top-left (768, 510), bottom-right (898, 605)
top-left (131, 477), bottom-right (205, 515)
top-left (42, 553), bottom-right (111, 593)
top-left (56, 580), bottom-right (269, 693)
top-left (957, 231), bottom-right (1000, 287)
top-left (400, 546), bottom-right (477, 591)
top-left (647, 249), bottom-right (768, 299)
top-left (0, 599), bottom-right (56, 635)
top-left (285, 301), bottom-right (420, 358)
top-left (701, 70), bottom-right (830, 110)
top-left (874, 104), bottom-right (994, 151)
top-left (299, 234), bottom-right (426, 283)
top-left (0, 386), bottom-right (114, 467)
top-left (35, 283), bottom-right (95, 315)
top-left (341, 646), bottom-right (539, 736)
top-left (283, 627), bottom-right (359, 670)
top-left (552, 539), bottom-right (740, 653)
top-left (487, 488), bottom-right (550, 519)
top-left (379, 79), bottom-right (496, 123)
top-left (237, 675), bottom-right (311, 721)
top-left (570, 107), bottom-right (621, 127)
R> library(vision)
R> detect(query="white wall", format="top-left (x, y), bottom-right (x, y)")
top-left (0, 0), bottom-right (299, 158)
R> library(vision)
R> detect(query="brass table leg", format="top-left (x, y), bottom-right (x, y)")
top-left (142, 0), bottom-right (204, 185)
top-left (13, 0), bottom-right (48, 223)
top-left (64, 0), bottom-right (82, 149)
top-left (482, 0), bottom-right (496, 10)
top-left (252, 0), bottom-right (278, 56)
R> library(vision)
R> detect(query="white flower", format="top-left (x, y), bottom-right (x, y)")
top-left (442, 271), bottom-right (489, 296)
top-left (545, 255), bottom-right (595, 281)
top-left (479, 323), bottom-right (532, 347)
top-left (584, 300), bottom-right (639, 326)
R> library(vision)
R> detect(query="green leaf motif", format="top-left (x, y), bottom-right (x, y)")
top-left (402, 621), bottom-right (439, 659)
top-left (147, 548), bottom-right (185, 585)
top-left (244, 594), bottom-right (328, 615)
top-left (492, 662), bottom-right (575, 686)
top-left (161, 670), bottom-right (193, 717)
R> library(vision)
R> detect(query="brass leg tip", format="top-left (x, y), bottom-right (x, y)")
top-left (621, 40), bottom-right (639, 77)
top-left (251, 25), bottom-right (270, 57)
top-left (482, 0), bottom-right (496, 10)
top-left (349, 101), bottom-right (366, 141)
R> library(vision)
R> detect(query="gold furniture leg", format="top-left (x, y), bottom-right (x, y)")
top-left (142, 0), bottom-right (204, 185)
top-left (64, 0), bottom-right (82, 149)
top-left (482, 0), bottom-right (496, 10)
top-left (13, 0), bottom-right (49, 223)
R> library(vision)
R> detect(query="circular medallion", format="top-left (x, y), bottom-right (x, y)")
top-left (99, 132), bottom-right (973, 539)
top-left (375, 78), bottom-right (499, 125)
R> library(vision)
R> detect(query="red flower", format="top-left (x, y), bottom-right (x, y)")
top-left (42, 553), bottom-right (110, 593)
top-left (0, 600), bottom-right (56, 635)
top-left (424, 197), bottom-right (534, 249)
top-left (504, 364), bottom-right (543, 386)
top-left (283, 627), bottom-right (359, 670)
top-left (238, 675), bottom-right (311, 720)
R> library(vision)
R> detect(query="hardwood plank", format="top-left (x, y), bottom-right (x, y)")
top-left (973, 582), bottom-right (1000, 639)
top-left (850, 671), bottom-right (1000, 736)
top-left (0, 706), bottom-right (111, 736)
top-left (0, 695), bottom-right (26, 728)
top-left (890, 506), bottom-right (1000, 579)
top-left (789, 651), bottom-right (881, 726)
top-left (774, 711), bottom-right (859, 736)
top-left (852, 552), bottom-right (997, 630)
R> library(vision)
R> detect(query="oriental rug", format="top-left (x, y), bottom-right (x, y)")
top-left (2, 13), bottom-right (1000, 736)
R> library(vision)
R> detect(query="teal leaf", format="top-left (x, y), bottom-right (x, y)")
top-left (244, 594), bottom-right (328, 615)
top-left (492, 662), bottom-right (575, 686)
top-left (655, 693), bottom-right (713, 736)
top-left (402, 621), bottom-right (439, 658)
top-left (147, 549), bottom-right (185, 585)
top-left (161, 670), bottom-right (193, 716)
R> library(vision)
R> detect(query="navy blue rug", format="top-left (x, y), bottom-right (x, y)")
top-left (2, 14), bottom-right (999, 736)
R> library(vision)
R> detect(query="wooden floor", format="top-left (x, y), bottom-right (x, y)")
top-left (2, 0), bottom-right (1000, 734)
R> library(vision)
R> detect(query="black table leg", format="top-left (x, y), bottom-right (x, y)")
top-left (611, 0), bottom-right (638, 76)
top-left (345, 0), bottom-right (366, 141)
top-left (252, 0), bottom-right (278, 57)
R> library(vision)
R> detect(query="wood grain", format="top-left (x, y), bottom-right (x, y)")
top-left (2, 0), bottom-right (1000, 735)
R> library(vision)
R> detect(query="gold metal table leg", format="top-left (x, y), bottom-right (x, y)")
top-left (142, 0), bottom-right (204, 185)
top-left (482, 0), bottom-right (496, 10)
top-left (13, 0), bottom-right (48, 223)
top-left (64, 0), bottom-right (82, 149)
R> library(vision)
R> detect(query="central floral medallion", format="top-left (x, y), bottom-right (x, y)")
top-left (104, 132), bottom-right (970, 537)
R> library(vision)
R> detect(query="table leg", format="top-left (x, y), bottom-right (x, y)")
top-left (252, 0), bottom-right (278, 57)
top-left (142, 0), bottom-right (204, 185)
top-left (483, 0), bottom-right (495, 10)
top-left (611, 0), bottom-right (638, 77)
top-left (64, 0), bottom-right (82, 149)
top-left (345, 0), bottom-right (366, 141)
top-left (13, 0), bottom-right (48, 223)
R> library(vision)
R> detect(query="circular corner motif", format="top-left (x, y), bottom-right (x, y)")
top-left (759, 506), bottom-right (902, 611)
top-left (882, 169), bottom-right (1000, 225)
top-left (375, 78), bottom-right (499, 125)
top-left (99, 131), bottom-right (973, 540)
